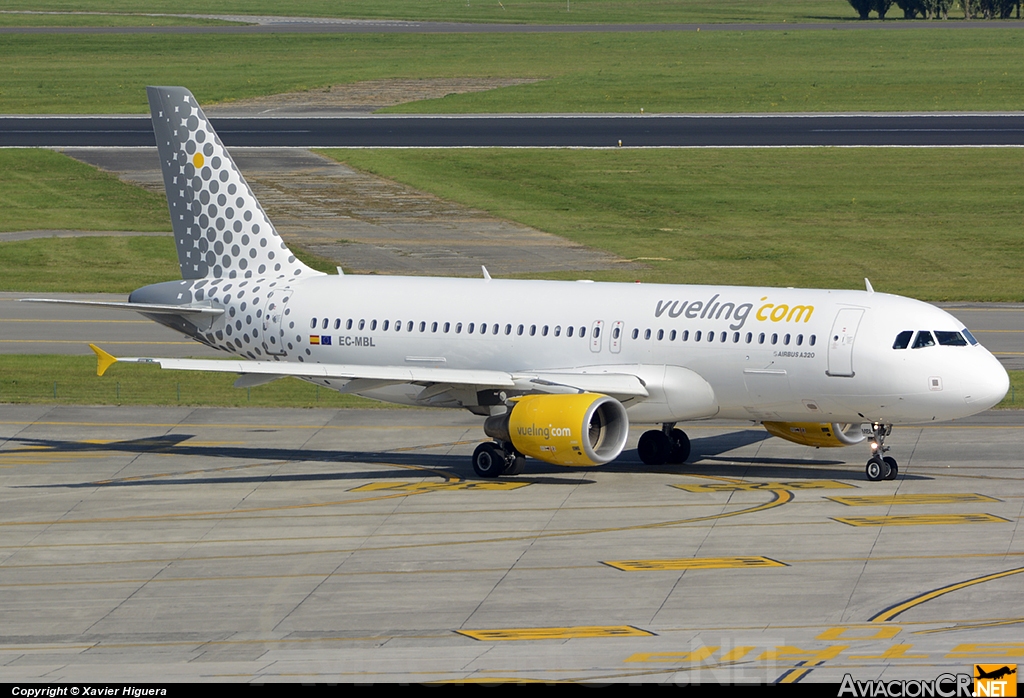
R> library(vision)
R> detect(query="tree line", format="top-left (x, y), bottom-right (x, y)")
top-left (847, 0), bottom-right (1021, 19)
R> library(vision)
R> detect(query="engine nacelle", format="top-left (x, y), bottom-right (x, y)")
top-left (484, 393), bottom-right (630, 467)
top-left (763, 421), bottom-right (866, 448)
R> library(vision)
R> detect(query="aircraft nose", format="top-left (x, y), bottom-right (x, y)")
top-left (963, 352), bottom-right (1010, 411)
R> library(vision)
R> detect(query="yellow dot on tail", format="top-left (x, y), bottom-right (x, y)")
top-left (193, 153), bottom-right (204, 169)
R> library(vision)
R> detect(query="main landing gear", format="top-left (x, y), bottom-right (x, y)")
top-left (472, 441), bottom-right (526, 478)
top-left (864, 422), bottom-right (898, 482)
top-left (637, 423), bottom-right (691, 466)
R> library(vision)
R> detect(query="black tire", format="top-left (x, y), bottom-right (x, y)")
top-left (865, 456), bottom-right (886, 482)
top-left (638, 430), bottom-right (671, 465)
top-left (473, 442), bottom-right (504, 478)
top-left (883, 456), bottom-right (898, 480)
top-left (667, 428), bottom-right (691, 464)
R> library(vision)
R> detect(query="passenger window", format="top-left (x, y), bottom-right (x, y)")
top-left (613, 327), bottom-right (620, 339)
top-left (322, 318), bottom-right (329, 330)
top-left (346, 319), bottom-right (354, 330)
top-left (745, 332), bottom-right (752, 343)
top-left (580, 327), bottom-right (586, 338)
top-left (758, 333), bottom-right (765, 344)
top-left (669, 330), bottom-right (676, 341)
top-left (809, 335), bottom-right (816, 346)
top-left (708, 331), bottom-right (714, 343)
top-left (695, 330), bottom-right (702, 341)
top-left (543, 325), bottom-right (549, 337)
top-left (493, 324), bottom-right (500, 335)
top-left (631, 328), bottom-right (639, 340)
top-left (657, 329), bottom-right (664, 340)
top-left (554, 326), bottom-right (561, 337)
top-left (443, 322), bottom-right (450, 333)
top-left (594, 327), bottom-right (600, 338)
top-left (310, 318), bottom-right (317, 329)
top-left (370, 320), bottom-right (377, 331)
top-left (935, 331), bottom-right (968, 346)
top-left (467, 322), bottom-right (475, 334)
top-left (407, 321), bottom-right (414, 332)
top-left (771, 333), bottom-right (778, 345)
top-left (720, 331), bottom-right (727, 343)
top-left (783, 334), bottom-right (790, 345)
top-left (682, 330), bottom-right (689, 342)
top-left (517, 325), bottom-right (524, 336)
top-left (567, 326), bottom-right (575, 338)
top-left (912, 331), bottom-right (935, 349)
top-left (504, 324), bottom-right (512, 335)
top-left (419, 322), bottom-right (426, 332)
top-left (892, 330), bottom-right (913, 349)
top-left (530, 325), bottom-right (536, 336)
top-left (796, 334), bottom-right (803, 346)
top-left (456, 322), bottom-right (462, 334)
top-left (334, 319), bottom-right (341, 330)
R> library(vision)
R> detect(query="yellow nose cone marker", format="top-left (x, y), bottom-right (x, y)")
top-left (193, 152), bottom-right (204, 169)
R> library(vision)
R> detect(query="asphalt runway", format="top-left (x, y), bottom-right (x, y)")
top-left (7, 113), bottom-right (1024, 147)
top-left (0, 405), bottom-right (1020, 682)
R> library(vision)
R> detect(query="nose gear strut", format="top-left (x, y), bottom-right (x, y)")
top-left (865, 422), bottom-right (897, 481)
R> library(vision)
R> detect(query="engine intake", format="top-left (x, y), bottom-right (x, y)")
top-left (484, 393), bottom-right (630, 466)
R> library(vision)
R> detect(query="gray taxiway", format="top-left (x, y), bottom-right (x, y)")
top-left (0, 405), bottom-right (1020, 683)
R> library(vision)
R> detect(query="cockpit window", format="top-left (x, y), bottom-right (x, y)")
top-left (935, 331), bottom-right (968, 347)
top-left (911, 331), bottom-right (935, 349)
top-left (962, 328), bottom-right (979, 345)
top-left (892, 331), bottom-right (913, 350)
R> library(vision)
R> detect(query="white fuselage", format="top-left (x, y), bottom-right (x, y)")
top-left (181, 273), bottom-right (1009, 426)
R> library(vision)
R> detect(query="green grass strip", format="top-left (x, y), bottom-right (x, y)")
top-left (0, 12), bottom-right (240, 26)
top-left (0, 1), bottom-right (856, 25)
top-left (0, 149), bottom-right (169, 233)
top-left (0, 355), bottom-right (386, 407)
top-left (4, 29), bottom-right (1024, 113)
top-left (320, 148), bottom-right (1024, 302)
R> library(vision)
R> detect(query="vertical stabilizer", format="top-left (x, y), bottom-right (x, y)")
top-left (147, 86), bottom-right (316, 281)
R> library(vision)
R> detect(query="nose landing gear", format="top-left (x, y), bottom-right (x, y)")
top-left (865, 422), bottom-right (897, 481)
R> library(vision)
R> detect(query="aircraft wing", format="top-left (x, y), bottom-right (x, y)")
top-left (89, 345), bottom-right (650, 400)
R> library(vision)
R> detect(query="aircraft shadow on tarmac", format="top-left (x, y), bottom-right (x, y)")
top-left (11, 427), bottom-right (928, 487)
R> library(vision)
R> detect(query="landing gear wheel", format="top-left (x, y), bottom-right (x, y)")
top-left (505, 452), bottom-right (526, 476)
top-left (473, 442), bottom-right (504, 478)
top-left (638, 430), bottom-right (672, 465)
top-left (667, 428), bottom-right (691, 464)
top-left (865, 456), bottom-right (890, 482)
top-left (883, 456), bottom-right (898, 480)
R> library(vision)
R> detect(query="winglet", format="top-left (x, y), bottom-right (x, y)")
top-left (89, 344), bottom-right (118, 377)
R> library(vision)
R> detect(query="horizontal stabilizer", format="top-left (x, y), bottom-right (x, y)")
top-left (22, 299), bottom-right (224, 317)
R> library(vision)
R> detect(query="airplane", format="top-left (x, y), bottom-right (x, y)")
top-left (976, 666), bottom-right (1016, 681)
top-left (25, 86), bottom-right (1010, 482)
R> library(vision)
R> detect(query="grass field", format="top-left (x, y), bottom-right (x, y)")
top-left (0, 1), bottom-right (858, 25)
top-left (4, 30), bottom-right (1024, 113)
top-left (321, 147), bottom-right (1024, 301)
top-left (4, 147), bottom-right (1024, 300)
top-left (0, 12), bottom-right (238, 26)
top-left (0, 149), bottom-right (169, 233)
top-left (0, 355), bottom-right (382, 407)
